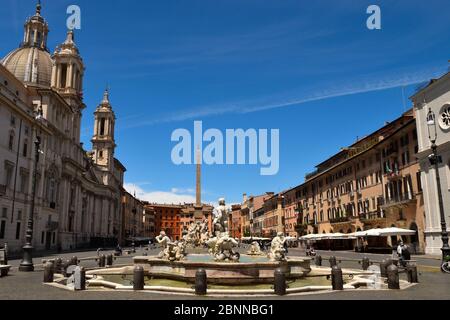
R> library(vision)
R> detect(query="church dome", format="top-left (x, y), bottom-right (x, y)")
top-left (1, 2), bottom-right (53, 87)
top-left (1, 47), bottom-right (53, 87)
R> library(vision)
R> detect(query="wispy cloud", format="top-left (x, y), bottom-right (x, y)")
top-left (107, 19), bottom-right (335, 75)
top-left (238, 66), bottom-right (445, 114)
top-left (118, 65), bottom-right (447, 130)
top-left (124, 183), bottom-right (197, 204)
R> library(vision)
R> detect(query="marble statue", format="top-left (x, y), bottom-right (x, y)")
top-left (212, 198), bottom-right (229, 235)
top-left (205, 235), bottom-right (219, 256)
top-left (175, 240), bottom-right (187, 260)
top-left (185, 220), bottom-right (210, 247)
top-left (268, 232), bottom-right (287, 262)
top-left (214, 233), bottom-right (240, 262)
top-left (199, 219), bottom-right (209, 244)
top-left (155, 231), bottom-right (171, 258)
top-left (207, 198), bottom-right (240, 262)
top-left (158, 240), bottom-right (186, 262)
top-left (247, 241), bottom-right (264, 256)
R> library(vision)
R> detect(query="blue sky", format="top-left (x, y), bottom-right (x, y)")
top-left (2, 0), bottom-right (450, 205)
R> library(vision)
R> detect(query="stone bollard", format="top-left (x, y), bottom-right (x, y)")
top-left (195, 269), bottom-right (207, 295)
top-left (380, 259), bottom-right (392, 277)
top-left (74, 266), bottom-right (86, 291)
top-left (133, 266), bottom-right (144, 290)
top-left (387, 264), bottom-right (400, 289)
top-left (106, 254), bottom-right (113, 267)
top-left (43, 261), bottom-right (54, 283)
top-left (362, 257), bottom-right (370, 271)
top-left (55, 258), bottom-right (62, 274)
top-left (274, 268), bottom-right (286, 296)
top-left (315, 255), bottom-right (322, 266)
top-left (331, 265), bottom-right (344, 290)
top-left (407, 266), bottom-right (419, 283)
top-left (98, 254), bottom-right (106, 268)
top-left (71, 256), bottom-right (78, 266)
top-left (62, 260), bottom-right (71, 277)
top-left (3, 243), bottom-right (8, 265)
top-left (329, 256), bottom-right (337, 268)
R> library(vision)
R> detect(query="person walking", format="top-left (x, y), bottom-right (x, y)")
top-left (397, 241), bottom-right (407, 267)
top-left (401, 242), bottom-right (411, 267)
top-left (363, 238), bottom-right (368, 253)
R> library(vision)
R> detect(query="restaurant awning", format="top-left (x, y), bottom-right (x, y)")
top-left (300, 233), bottom-right (356, 241)
top-left (349, 227), bottom-right (416, 237)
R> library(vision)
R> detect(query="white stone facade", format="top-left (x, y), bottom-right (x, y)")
top-left (412, 72), bottom-right (450, 255)
top-left (0, 4), bottom-right (128, 254)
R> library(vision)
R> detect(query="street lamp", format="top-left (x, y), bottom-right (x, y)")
top-left (19, 108), bottom-right (43, 272)
top-left (426, 108), bottom-right (450, 265)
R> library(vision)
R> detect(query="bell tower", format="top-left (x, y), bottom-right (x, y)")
top-left (91, 89), bottom-right (116, 173)
top-left (51, 30), bottom-right (85, 143)
top-left (51, 30), bottom-right (84, 97)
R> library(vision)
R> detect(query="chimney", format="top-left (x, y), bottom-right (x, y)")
top-left (243, 193), bottom-right (247, 203)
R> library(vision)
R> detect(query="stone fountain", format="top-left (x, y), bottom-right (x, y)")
top-left (130, 198), bottom-right (311, 284)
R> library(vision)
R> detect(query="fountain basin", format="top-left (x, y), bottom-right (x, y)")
top-left (132, 254), bottom-right (311, 284)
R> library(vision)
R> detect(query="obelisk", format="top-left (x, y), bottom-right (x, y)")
top-left (194, 146), bottom-right (203, 221)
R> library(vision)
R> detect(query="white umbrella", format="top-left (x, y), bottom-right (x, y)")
top-left (365, 228), bottom-right (384, 236)
top-left (350, 230), bottom-right (369, 237)
top-left (300, 234), bottom-right (322, 240)
top-left (350, 228), bottom-right (416, 237)
top-left (376, 227), bottom-right (416, 237)
top-left (323, 233), bottom-right (345, 239)
top-left (325, 233), bottom-right (357, 240)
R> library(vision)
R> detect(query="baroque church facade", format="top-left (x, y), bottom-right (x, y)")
top-left (0, 3), bottom-right (130, 254)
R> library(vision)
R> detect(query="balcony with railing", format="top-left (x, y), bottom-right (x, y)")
top-left (329, 216), bottom-right (350, 224)
top-left (381, 194), bottom-right (415, 208)
top-left (359, 211), bottom-right (385, 222)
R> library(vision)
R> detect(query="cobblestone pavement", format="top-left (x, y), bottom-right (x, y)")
top-left (1, 247), bottom-right (449, 300)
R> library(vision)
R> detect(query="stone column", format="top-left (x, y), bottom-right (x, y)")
top-left (66, 63), bottom-right (73, 88)
top-left (33, 29), bottom-right (37, 44)
top-left (51, 64), bottom-right (57, 87)
top-left (72, 68), bottom-right (77, 90)
top-left (56, 65), bottom-right (61, 88)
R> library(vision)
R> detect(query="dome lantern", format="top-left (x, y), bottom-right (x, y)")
top-left (1, 1), bottom-right (52, 87)
top-left (22, 0), bottom-right (49, 50)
